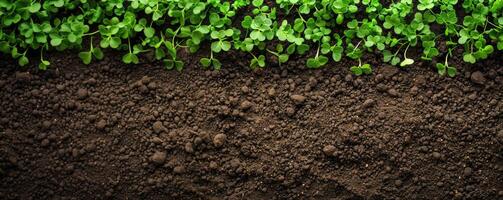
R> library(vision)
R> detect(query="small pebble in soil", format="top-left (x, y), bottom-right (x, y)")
top-left (42, 120), bottom-right (52, 129)
top-left (173, 166), bottom-right (185, 174)
top-left (394, 180), bottom-right (402, 187)
top-left (497, 130), bottom-right (503, 141)
top-left (96, 119), bottom-right (106, 130)
top-left (432, 152), bottom-right (442, 160)
top-left (387, 89), bottom-right (400, 97)
top-left (152, 121), bottom-right (165, 133)
top-left (240, 100), bottom-right (253, 110)
top-left (286, 107), bottom-right (296, 117)
top-left (56, 84), bottom-right (65, 91)
top-left (362, 99), bottom-right (375, 108)
top-left (213, 134), bottom-right (227, 147)
top-left (323, 145), bottom-right (336, 156)
top-left (150, 151), bottom-right (166, 165)
top-left (241, 86), bottom-right (249, 93)
top-left (470, 71), bottom-right (486, 85)
top-left (268, 88), bottom-right (276, 96)
top-left (184, 142), bottom-right (194, 153)
top-left (463, 167), bottom-right (472, 176)
top-left (41, 139), bottom-right (50, 147)
top-left (76, 88), bottom-right (88, 100)
top-left (209, 161), bottom-right (218, 169)
top-left (290, 95), bottom-right (306, 104)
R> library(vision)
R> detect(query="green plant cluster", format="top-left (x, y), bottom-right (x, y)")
top-left (1, 0), bottom-right (502, 76)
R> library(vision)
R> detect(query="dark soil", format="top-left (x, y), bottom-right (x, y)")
top-left (0, 52), bottom-right (502, 200)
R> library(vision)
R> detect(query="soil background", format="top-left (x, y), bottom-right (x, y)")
top-left (0, 52), bottom-right (502, 200)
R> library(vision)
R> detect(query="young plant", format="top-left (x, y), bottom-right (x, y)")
top-left (200, 51), bottom-right (222, 70)
top-left (436, 54), bottom-right (457, 77)
top-left (79, 38), bottom-right (104, 64)
top-left (266, 44), bottom-right (290, 66)
top-left (306, 42), bottom-right (328, 69)
top-left (350, 59), bottom-right (372, 76)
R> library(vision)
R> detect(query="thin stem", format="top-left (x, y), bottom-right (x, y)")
top-left (297, 11), bottom-right (306, 22)
top-left (315, 42), bottom-right (320, 58)
top-left (128, 38), bottom-right (132, 53)
top-left (393, 43), bottom-right (406, 57)
top-left (90, 37), bottom-right (93, 50)
top-left (444, 53), bottom-right (449, 67)
top-left (266, 49), bottom-right (278, 56)
top-left (354, 40), bottom-right (362, 50)
top-left (403, 43), bottom-right (411, 59)
top-left (249, 52), bottom-right (258, 59)
top-left (83, 30), bottom-right (99, 36)
top-left (40, 48), bottom-right (44, 61)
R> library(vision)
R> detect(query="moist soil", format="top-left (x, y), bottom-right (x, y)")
top-left (0, 52), bottom-right (502, 200)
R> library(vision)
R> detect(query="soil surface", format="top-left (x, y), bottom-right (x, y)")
top-left (0, 52), bottom-right (502, 200)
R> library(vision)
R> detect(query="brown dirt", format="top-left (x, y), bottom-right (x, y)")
top-left (0, 52), bottom-right (502, 200)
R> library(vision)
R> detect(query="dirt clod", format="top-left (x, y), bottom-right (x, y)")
top-left (387, 89), bottom-right (400, 97)
top-left (96, 119), bottom-right (107, 130)
top-left (240, 100), bottom-right (253, 110)
top-left (362, 99), bottom-right (375, 108)
top-left (152, 121), bottom-right (165, 133)
top-left (290, 94), bottom-right (306, 104)
top-left (470, 71), bottom-right (486, 85)
top-left (150, 151), bottom-right (167, 164)
top-left (323, 145), bottom-right (336, 156)
top-left (213, 134), bottom-right (227, 147)
top-left (173, 166), bottom-right (185, 174)
top-left (76, 88), bottom-right (89, 99)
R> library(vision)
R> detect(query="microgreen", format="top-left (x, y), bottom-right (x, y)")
top-left (0, 0), bottom-right (500, 77)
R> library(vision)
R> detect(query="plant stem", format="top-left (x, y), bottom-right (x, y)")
top-left (83, 31), bottom-right (99, 36)
top-left (403, 43), bottom-right (411, 59)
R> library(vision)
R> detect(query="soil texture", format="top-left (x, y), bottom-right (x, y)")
top-left (0, 53), bottom-right (502, 199)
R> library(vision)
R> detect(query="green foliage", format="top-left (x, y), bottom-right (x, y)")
top-left (0, 0), bottom-right (501, 76)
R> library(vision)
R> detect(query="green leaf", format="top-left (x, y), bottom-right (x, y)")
top-left (110, 37), bottom-right (121, 48)
top-left (257, 55), bottom-right (265, 67)
top-left (193, 2), bottom-right (206, 14)
top-left (332, 46), bottom-right (343, 61)
top-left (287, 44), bottom-right (296, 55)
top-left (144, 27), bottom-right (155, 38)
top-left (436, 63), bottom-right (446, 76)
top-left (212, 58), bottom-right (222, 70)
top-left (79, 51), bottom-right (92, 64)
top-left (252, 0), bottom-right (263, 7)
top-left (306, 58), bottom-right (321, 68)
top-left (318, 55), bottom-right (328, 66)
top-left (447, 66), bottom-right (457, 77)
top-left (155, 48), bottom-right (165, 60)
top-left (221, 41), bottom-right (231, 51)
top-left (211, 41), bottom-right (221, 52)
top-left (200, 58), bottom-right (211, 68)
top-left (463, 54), bottom-right (476, 63)
top-left (39, 60), bottom-right (50, 70)
top-left (18, 56), bottom-right (29, 66)
top-left (278, 54), bottom-right (289, 63)
top-left (122, 53), bottom-right (139, 64)
top-left (50, 37), bottom-right (62, 46)
top-left (93, 48), bottom-right (104, 60)
top-left (297, 44), bottom-right (309, 54)
top-left (391, 57), bottom-right (400, 66)
top-left (361, 64), bottom-right (372, 74)
top-left (400, 58), bottom-right (414, 67)
top-left (28, 3), bottom-right (41, 13)
top-left (350, 66), bottom-right (363, 75)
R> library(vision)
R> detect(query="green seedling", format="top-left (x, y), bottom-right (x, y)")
top-left (350, 59), bottom-right (372, 76)
top-left (79, 38), bottom-right (104, 64)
